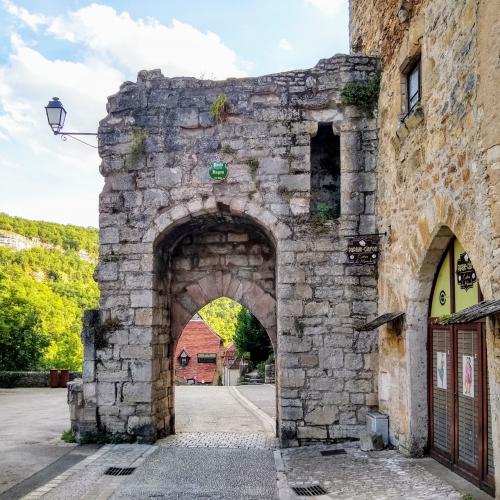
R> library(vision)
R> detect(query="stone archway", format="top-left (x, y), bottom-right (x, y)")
top-left (150, 211), bottom-right (277, 439)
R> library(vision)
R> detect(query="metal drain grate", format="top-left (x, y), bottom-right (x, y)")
top-left (104, 467), bottom-right (136, 476)
top-left (292, 485), bottom-right (328, 496)
top-left (320, 448), bottom-right (346, 456)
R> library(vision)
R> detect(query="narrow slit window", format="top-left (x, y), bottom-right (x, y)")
top-left (407, 59), bottom-right (420, 113)
top-left (310, 123), bottom-right (340, 219)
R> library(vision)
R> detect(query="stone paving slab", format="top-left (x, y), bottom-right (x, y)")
top-left (280, 444), bottom-right (489, 500)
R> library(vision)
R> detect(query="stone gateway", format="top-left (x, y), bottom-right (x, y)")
top-left (69, 55), bottom-right (380, 447)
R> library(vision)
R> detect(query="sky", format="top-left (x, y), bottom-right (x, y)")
top-left (0, 0), bottom-right (350, 227)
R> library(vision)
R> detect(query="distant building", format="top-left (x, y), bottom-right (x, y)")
top-left (174, 315), bottom-right (223, 385)
top-left (221, 343), bottom-right (242, 386)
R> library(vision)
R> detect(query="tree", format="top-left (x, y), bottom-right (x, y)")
top-left (0, 289), bottom-right (49, 371)
top-left (233, 308), bottom-right (273, 364)
top-left (198, 297), bottom-right (243, 344)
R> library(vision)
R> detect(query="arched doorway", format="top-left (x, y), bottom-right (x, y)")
top-left (173, 298), bottom-right (276, 436)
top-left (428, 237), bottom-right (494, 494)
top-left (151, 212), bottom-right (277, 440)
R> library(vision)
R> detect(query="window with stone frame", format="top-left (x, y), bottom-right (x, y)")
top-left (310, 123), bottom-right (341, 219)
top-left (406, 58), bottom-right (421, 113)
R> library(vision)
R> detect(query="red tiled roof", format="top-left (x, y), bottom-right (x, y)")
top-left (174, 319), bottom-right (222, 384)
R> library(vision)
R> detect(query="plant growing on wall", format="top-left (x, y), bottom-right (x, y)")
top-left (130, 128), bottom-right (147, 164)
top-left (210, 95), bottom-right (230, 123)
top-left (341, 70), bottom-right (381, 117)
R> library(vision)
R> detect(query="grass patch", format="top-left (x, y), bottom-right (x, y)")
top-left (61, 429), bottom-right (76, 443)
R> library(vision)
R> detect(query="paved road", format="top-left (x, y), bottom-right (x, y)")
top-left (0, 388), bottom-right (75, 495)
top-left (22, 386), bottom-right (278, 499)
top-left (234, 384), bottom-right (276, 419)
top-left (175, 385), bottom-right (275, 433)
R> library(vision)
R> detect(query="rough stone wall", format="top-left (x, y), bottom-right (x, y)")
top-left (169, 225), bottom-right (276, 342)
top-left (90, 54), bottom-right (380, 446)
top-left (350, 0), bottom-right (500, 483)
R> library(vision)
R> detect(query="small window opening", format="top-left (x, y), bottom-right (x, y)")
top-left (407, 59), bottom-right (420, 113)
top-left (310, 123), bottom-right (340, 218)
top-left (178, 350), bottom-right (189, 367)
top-left (197, 353), bottom-right (217, 364)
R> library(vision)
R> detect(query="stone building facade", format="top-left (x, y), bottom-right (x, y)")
top-left (70, 55), bottom-right (382, 447)
top-left (350, 0), bottom-right (499, 495)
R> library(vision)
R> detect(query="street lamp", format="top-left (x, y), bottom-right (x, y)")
top-left (44, 97), bottom-right (97, 137)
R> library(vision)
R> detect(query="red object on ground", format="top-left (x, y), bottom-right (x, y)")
top-left (49, 369), bottom-right (59, 388)
top-left (59, 369), bottom-right (70, 387)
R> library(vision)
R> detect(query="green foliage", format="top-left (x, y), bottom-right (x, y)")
top-left (256, 361), bottom-right (266, 379)
top-left (61, 429), bottom-right (76, 443)
top-left (0, 287), bottom-right (49, 371)
top-left (233, 309), bottom-right (273, 364)
top-left (210, 95), bottom-right (230, 123)
top-left (130, 128), bottom-right (147, 164)
top-left (198, 297), bottom-right (243, 344)
top-left (312, 203), bottom-right (335, 223)
top-left (0, 213), bottom-right (98, 257)
top-left (341, 70), bottom-right (381, 117)
top-left (0, 216), bottom-right (100, 371)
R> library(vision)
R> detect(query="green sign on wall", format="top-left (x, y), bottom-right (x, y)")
top-left (209, 161), bottom-right (228, 181)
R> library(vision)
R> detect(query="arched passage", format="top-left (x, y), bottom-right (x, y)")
top-left (172, 298), bottom-right (276, 435)
top-left (150, 211), bottom-right (277, 439)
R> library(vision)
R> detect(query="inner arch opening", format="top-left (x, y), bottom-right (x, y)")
top-left (173, 297), bottom-right (276, 436)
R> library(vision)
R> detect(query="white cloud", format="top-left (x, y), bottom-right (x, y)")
top-left (45, 4), bottom-right (246, 79)
top-left (304, 0), bottom-right (345, 16)
top-left (278, 38), bottom-right (293, 51)
top-left (2, 0), bottom-right (46, 31)
top-left (0, 3), bottom-right (248, 226)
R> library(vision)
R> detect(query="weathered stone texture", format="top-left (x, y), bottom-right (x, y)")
top-left (76, 54), bottom-right (381, 446)
top-left (351, 0), bottom-right (500, 488)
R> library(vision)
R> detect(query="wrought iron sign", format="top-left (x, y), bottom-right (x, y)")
top-left (456, 252), bottom-right (477, 291)
top-left (347, 237), bottom-right (379, 265)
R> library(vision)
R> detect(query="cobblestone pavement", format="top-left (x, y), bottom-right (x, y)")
top-left (280, 444), bottom-right (492, 500)
top-left (159, 431), bottom-right (277, 449)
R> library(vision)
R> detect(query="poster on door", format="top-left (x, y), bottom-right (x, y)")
top-left (462, 355), bottom-right (474, 398)
top-left (436, 352), bottom-right (447, 390)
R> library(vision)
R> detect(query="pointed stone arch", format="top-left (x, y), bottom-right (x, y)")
top-left (171, 274), bottom-right (276, 348)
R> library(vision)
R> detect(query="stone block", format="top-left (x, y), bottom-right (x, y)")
top-left (304, 405), bottom-right (338, 425)
top-left (297, 426), bottom-right (327, 439)
top-left (123, 382), bottom-right (152, 403)
top-left (319, 349), bottom-right (344, 369)
top-left (282, 369), bottom-right (306, 388)
top-left (304, 301), bottom-right (329, 316)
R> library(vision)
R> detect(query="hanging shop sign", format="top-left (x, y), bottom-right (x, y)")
top-left (346, 237), bottom-right (378, 265)
top-left (456, 252), bottom-right (477, 291)
top-left (208, 161), bottom-right (228, 181)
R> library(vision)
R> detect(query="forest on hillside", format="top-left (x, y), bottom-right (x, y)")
top-left (0, 213), bottom-right (272, 372)
top-left (0, 213), bottom-right (99, 371)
